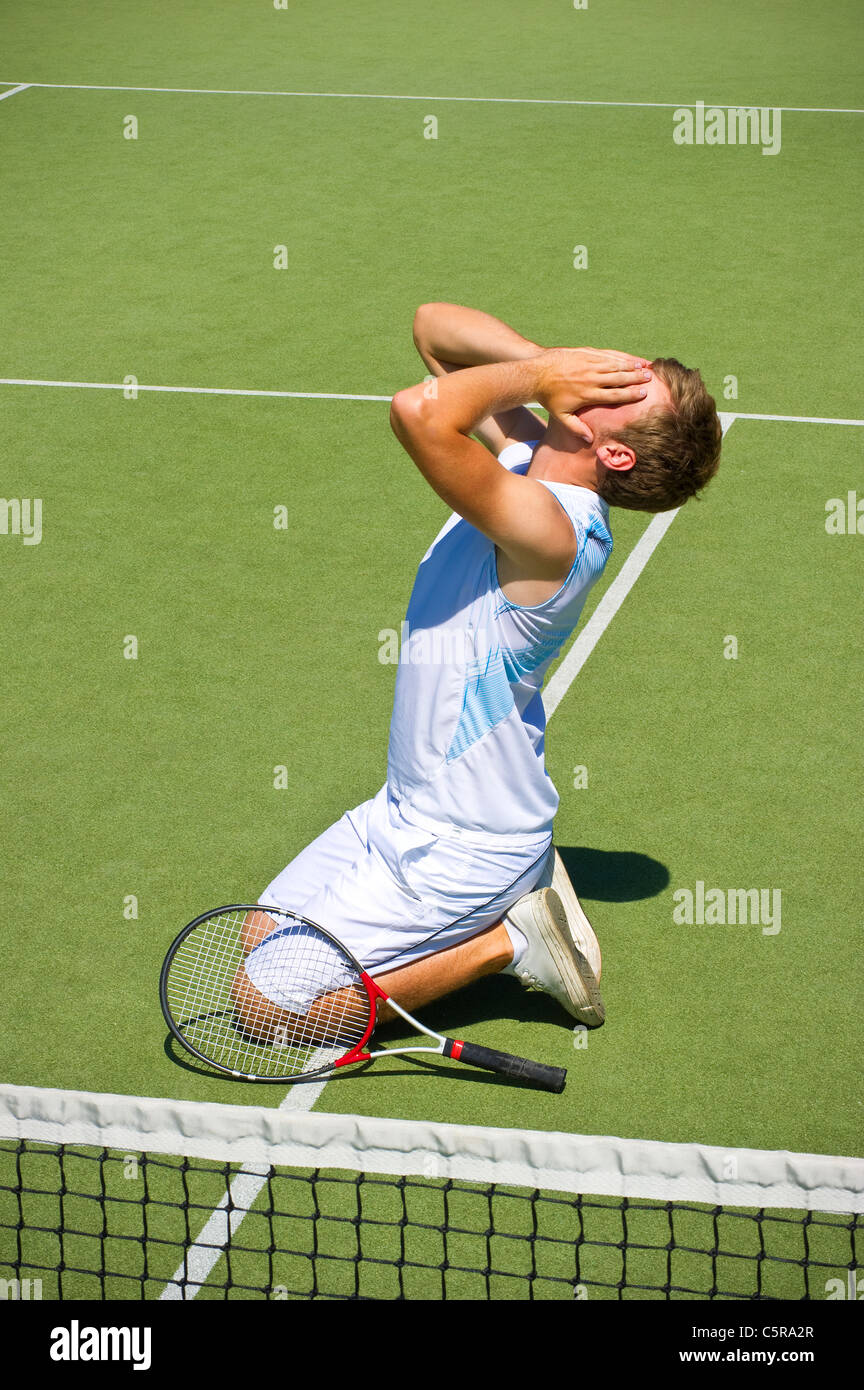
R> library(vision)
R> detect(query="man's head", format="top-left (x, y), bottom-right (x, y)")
top-left (572, 358), bottom-right (722, 513)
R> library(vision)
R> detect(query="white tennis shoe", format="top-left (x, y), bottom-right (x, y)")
top-left (535, 846), bottom-right (603, 981)
top-left (504, 885), bottom-right (606, 1028)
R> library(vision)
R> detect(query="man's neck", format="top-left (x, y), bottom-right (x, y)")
top-left (526, 421), bottom-right (600, 492)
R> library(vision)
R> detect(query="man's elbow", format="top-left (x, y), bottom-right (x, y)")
top-left (412, 301), bottom-right (439, 352)
top-left (390, 387), bottom-right (424, 441)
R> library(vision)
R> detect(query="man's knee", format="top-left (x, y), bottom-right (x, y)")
top-left (240, 908), bottom-right (277, 953)
top-left (230, 963), bottom-right (283, 1043)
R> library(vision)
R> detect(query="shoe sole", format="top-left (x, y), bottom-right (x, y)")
top-left (535, 888), bottom-right (606, 1028)
top-left (548, 848), bottom-right (603, 981)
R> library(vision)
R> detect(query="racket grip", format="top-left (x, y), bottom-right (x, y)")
top-left (443, 1039), bottom-right (566, 1093)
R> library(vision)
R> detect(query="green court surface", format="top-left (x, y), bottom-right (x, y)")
top-left (1, 1), bottom-right (862, 1301)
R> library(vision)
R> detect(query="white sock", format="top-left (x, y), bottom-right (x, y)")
top-left (500, 916), bottom-right (529, 975)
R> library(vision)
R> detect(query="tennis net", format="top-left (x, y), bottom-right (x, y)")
top-left (1, 1085), bottom-right (861, 1301)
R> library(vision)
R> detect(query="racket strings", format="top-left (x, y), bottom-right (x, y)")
top-left (164, 910), bottom-right (372, 1078)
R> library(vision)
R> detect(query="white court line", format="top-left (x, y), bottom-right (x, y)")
top-left (0, 83), bottom-right (30, 102)
top-left (0, 80), bottom-right (861, 115)
top-left (543, 508), bottom-right (681, 719)
top-left (1, 378), bottom-right (863, 428)
top-left (0, 376), bottom-right (390, 402)
top-left (733, 411), bottom-right (864, 426)
top-left (160, 1068), bottom-right (330, 1300)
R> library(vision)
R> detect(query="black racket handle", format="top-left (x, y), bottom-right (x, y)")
top-left (443, 1039), bottom-right (566, 1093)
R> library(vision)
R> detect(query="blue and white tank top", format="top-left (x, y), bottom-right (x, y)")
top-left (386, 442), bottom-right (613, 843)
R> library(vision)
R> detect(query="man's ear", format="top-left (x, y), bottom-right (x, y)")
top-left (596, 440), bottom-right (637, 473)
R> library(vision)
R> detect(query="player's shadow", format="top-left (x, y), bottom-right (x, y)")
top-left (554, 845), bottom-right (669, 903)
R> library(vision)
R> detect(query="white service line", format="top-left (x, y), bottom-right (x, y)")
top-left (0, 376), bottom-right (390, 402)
top-left (543, 509), bottom-right (681, 718)
top-left (2, 379), bottom-right (863, 429)
top-left (732, 411), bottom-right (864, 427)
top-left (0, 83), bottom-right (30, 101)
top-left (159, 1068), bottom-right (330, 1300)
top-left (0, 80), bottom-right (860, 114)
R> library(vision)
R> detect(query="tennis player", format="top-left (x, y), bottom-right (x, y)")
top-left (236, 303), bottom-right (721, 1037)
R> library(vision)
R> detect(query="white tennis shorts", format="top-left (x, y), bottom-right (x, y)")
top-left (245, 782), bottom-right (551, 1010)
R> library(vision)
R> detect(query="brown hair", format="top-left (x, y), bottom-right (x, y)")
top-left (595, 358), bottom-right (722, 513)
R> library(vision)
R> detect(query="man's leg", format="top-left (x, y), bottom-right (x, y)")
top-left (372, 887), bottom-right (605, 1028)
top-left (240, 793), bottom-right (602, 1040)
top-left (372, 920), bottom-right (513, 1021)
top-left (231, 916), bottom-right (513, 1041)
top-left (233, 881), bottom-right (603, 1043)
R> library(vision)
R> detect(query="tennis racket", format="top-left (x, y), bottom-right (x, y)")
top-left (160, 904), bottom-right (566, 1093)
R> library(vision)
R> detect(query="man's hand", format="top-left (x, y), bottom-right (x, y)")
top-left (534, 348), bottom-right (653, 443)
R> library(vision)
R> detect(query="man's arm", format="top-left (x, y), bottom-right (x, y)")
top-left (390, 350), bottom-right (652, 581)
top-left (412, 302), bottom-right (548, 456)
